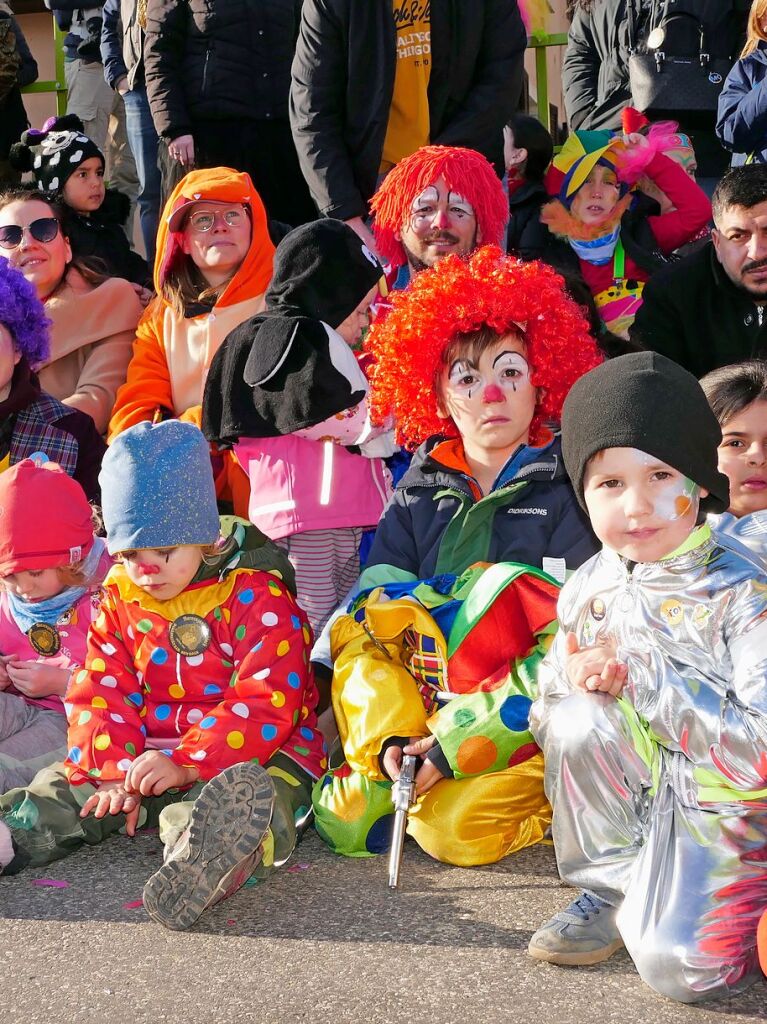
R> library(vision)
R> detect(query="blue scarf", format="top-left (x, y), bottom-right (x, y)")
top-left (568, 224), bottom-right (621, 266)
top-left (6, 537), bottom-right (106, 634)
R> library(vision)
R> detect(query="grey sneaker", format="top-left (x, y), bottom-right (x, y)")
top-left (142, 761), bottom-right (275, 931)
top-left (528, 891), bottom-right (624, 965)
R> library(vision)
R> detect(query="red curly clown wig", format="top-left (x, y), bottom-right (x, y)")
top-left (365, 246), bottom-right (603, 450)
top-left (370, 145), bottom-right (508, 269)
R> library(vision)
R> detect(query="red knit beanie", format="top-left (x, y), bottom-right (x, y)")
top-left (0, 460), bottom-right (94, 575)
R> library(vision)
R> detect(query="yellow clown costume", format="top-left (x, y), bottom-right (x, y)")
top-left (313, 563), bottom-right (559, 866)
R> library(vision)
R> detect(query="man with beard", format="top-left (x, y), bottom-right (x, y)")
top-left (631, 165), bottom-right (767, 376)
top-left (370, 144), bottom-right (509, 289)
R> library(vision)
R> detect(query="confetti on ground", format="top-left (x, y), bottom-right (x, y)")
top-left (123, 899), bottom-right (144, 909)
top-left (32, 879), bottom-right (69, 888)
top-left (286, 863), bottom-right (311, 873)
top-left (226, 919), bottom-right (237, 926)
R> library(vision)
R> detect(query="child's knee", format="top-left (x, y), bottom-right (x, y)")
top-left (312, 767), bottom-right (394, 857)
top-left (408, 764), bottom-right (550, 866)
top-left (628, 930), bottom-right (754, 1004)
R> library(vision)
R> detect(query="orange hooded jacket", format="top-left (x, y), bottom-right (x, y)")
top-left (108, 168), bottom-right (275, 442)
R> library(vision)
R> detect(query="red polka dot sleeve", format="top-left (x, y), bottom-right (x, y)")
top-left (169, 573), bottom-right (314, 780)
top-left (64, 591), bottom-right (148, 785)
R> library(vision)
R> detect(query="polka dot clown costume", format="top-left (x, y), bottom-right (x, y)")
top-left (313, 562), bottom-right (558, 865)
top-left (0, 421), bottom-right (326, 930)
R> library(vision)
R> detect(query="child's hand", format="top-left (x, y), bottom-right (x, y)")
top-left (403, 735), bottom-right (445, 796)
top-left (382, 736), bottom-right (425, 782)
top-left (0, 653), bottom-right (20, 689)
top-left (124, 750), bottom-right (199, 797)
top-left (622, 131), bottom-right (650, 151)
top-left (80, 782), bottom-right (142, 836)
top-left (564, 631), bottom-right (628, 697)
top-left (130, 283), bottom-right (153, 308)
top-left (6, 661), bottom-right (70, 697)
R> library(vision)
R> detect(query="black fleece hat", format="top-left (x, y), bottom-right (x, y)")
top-left (264, 219), bottom-right (383, 328)
top-left (561, 351), bottom-right (729, 515)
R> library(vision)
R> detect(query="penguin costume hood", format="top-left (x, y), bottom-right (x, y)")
top-left (202, 220), bottom-right (384, 445)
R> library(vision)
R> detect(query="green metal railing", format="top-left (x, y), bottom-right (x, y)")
top-left (21, 22), bottom-right (67, 116)
top-left (530, 32), bottom-right (569, 134)
top-left (22, 25), bottom-right (569, 128)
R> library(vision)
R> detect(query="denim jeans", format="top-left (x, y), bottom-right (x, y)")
top-left (122, 85), bottom-right (161, 265)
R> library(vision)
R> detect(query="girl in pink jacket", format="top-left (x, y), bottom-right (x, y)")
top-left (0, 458), bottom-right (110, 790)
top-left (203, 220), bottom-right (394, 635)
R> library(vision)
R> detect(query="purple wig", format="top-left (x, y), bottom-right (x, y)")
top-left (0, 257), bottom-right (51, 365)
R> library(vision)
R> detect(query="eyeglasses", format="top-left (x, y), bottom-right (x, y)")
top-left (0, 217), bottom-right (61, 250)
top-left (186, 209), bottom-right (246, 232)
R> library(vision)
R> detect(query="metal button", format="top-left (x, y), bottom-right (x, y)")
top-left (745, 313), bottom-right (754, 326)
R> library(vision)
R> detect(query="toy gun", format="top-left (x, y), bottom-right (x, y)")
top-left (388, 753), bottom-right (417, 889)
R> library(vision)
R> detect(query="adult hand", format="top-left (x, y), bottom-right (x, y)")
top-left (6, 660), bottom-right (71, 698)
top-left (564, 631), bottom-right (627, 697)
top-left (403, 735), bottom-right (445, 795)
top-left (80, 781), bottom-right (142, 836)
top-left (344, 216), bottom-right (380, 259)
top-left (115, 76), bottom-right (130, 97)
top-left (169, 134), bottom-right (195, 167)
top-left (124, 749), bottom-right (199, 797)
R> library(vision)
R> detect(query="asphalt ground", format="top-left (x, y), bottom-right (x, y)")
top-left (1, 830), bottom-right (766, 1024)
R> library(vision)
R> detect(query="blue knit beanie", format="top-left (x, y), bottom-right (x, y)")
top-left (100, 421), bottom-right (220, 555)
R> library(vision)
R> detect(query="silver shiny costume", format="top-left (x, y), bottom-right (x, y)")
top-left (530, 527), bottom-right (767, 1003)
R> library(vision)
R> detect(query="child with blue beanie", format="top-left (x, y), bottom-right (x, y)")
top-left (0, 420), bottom-right (326, 931)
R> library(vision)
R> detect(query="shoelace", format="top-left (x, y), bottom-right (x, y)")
top-left (557, 891), bottom-right (611, 924)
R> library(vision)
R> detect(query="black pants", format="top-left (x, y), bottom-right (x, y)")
top-left (192, 116), bottom-right (317, 227)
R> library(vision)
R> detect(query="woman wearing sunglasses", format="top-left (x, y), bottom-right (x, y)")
top-left (107, 167), bottom-right (275, 514)
top-left (0, 190), bottom-right (142, 435)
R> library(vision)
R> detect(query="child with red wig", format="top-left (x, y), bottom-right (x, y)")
top-left (361, 246), bottom-right (602, 589)
top-left (311, 248), bottom-right (603, 868)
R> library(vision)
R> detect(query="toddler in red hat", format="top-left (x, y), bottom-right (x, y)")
top-left (0, 457), bottom-right (110, 792)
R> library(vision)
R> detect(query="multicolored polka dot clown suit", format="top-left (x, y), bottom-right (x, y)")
top-left (64, 562), bottom-right (326, 787)
top-left (313, 563), bottom-right (558, 866)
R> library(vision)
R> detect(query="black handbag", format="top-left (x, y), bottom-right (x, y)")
top-left (627, 2), bottom-right (732, 115)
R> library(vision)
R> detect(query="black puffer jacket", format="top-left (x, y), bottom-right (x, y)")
top-left (563, 0), bottom-right (749, 176)
top-left (629, 240), bottom-right (767, 376)
top-left (144, 0), bottom-right (303, 141)
top-left (289, 0), bottom-right (527, 220)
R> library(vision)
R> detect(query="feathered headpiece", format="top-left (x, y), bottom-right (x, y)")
top-left (365, 246), bottom-right (602, 450)
top-left (370, 145), bottom-right (508, 269)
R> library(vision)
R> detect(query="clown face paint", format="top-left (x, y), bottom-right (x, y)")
top-left (438, 335), bottom-right (537, 481)
top-left (583, 447), bottom-right (707, 562)
top-left (398, 176), bottom-right (478, 269)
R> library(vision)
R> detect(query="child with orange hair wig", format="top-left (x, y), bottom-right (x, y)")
top-left (311, 247), bottom-right (603, 868)
top-left (322, 244), bottom-right (605, 596)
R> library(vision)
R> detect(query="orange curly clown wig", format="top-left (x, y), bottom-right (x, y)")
top-left (370, 145), bottom-right (509, 269)
top-left (365, 246), bottom-right (603, 450)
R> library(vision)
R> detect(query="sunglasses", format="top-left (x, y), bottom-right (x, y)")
top-left (0, 217), bottom-right (61, 250)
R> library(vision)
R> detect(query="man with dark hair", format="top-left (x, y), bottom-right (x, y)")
top-left (630, 164), bottom-right (767, 376)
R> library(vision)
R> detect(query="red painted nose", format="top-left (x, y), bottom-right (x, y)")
top-left (137, 563), bottom-right (160, 576)
top-left (483, 383), bottom-right (504, 403)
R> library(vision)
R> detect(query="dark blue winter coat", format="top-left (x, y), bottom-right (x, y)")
top-left (717, 42), bottom-right (767, 165)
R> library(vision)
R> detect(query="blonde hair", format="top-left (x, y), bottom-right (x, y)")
top-left (742, 0), bottom-right (767, 57)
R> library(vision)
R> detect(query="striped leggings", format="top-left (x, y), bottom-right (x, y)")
top-left (279, 528), bottom-right (363, 636)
